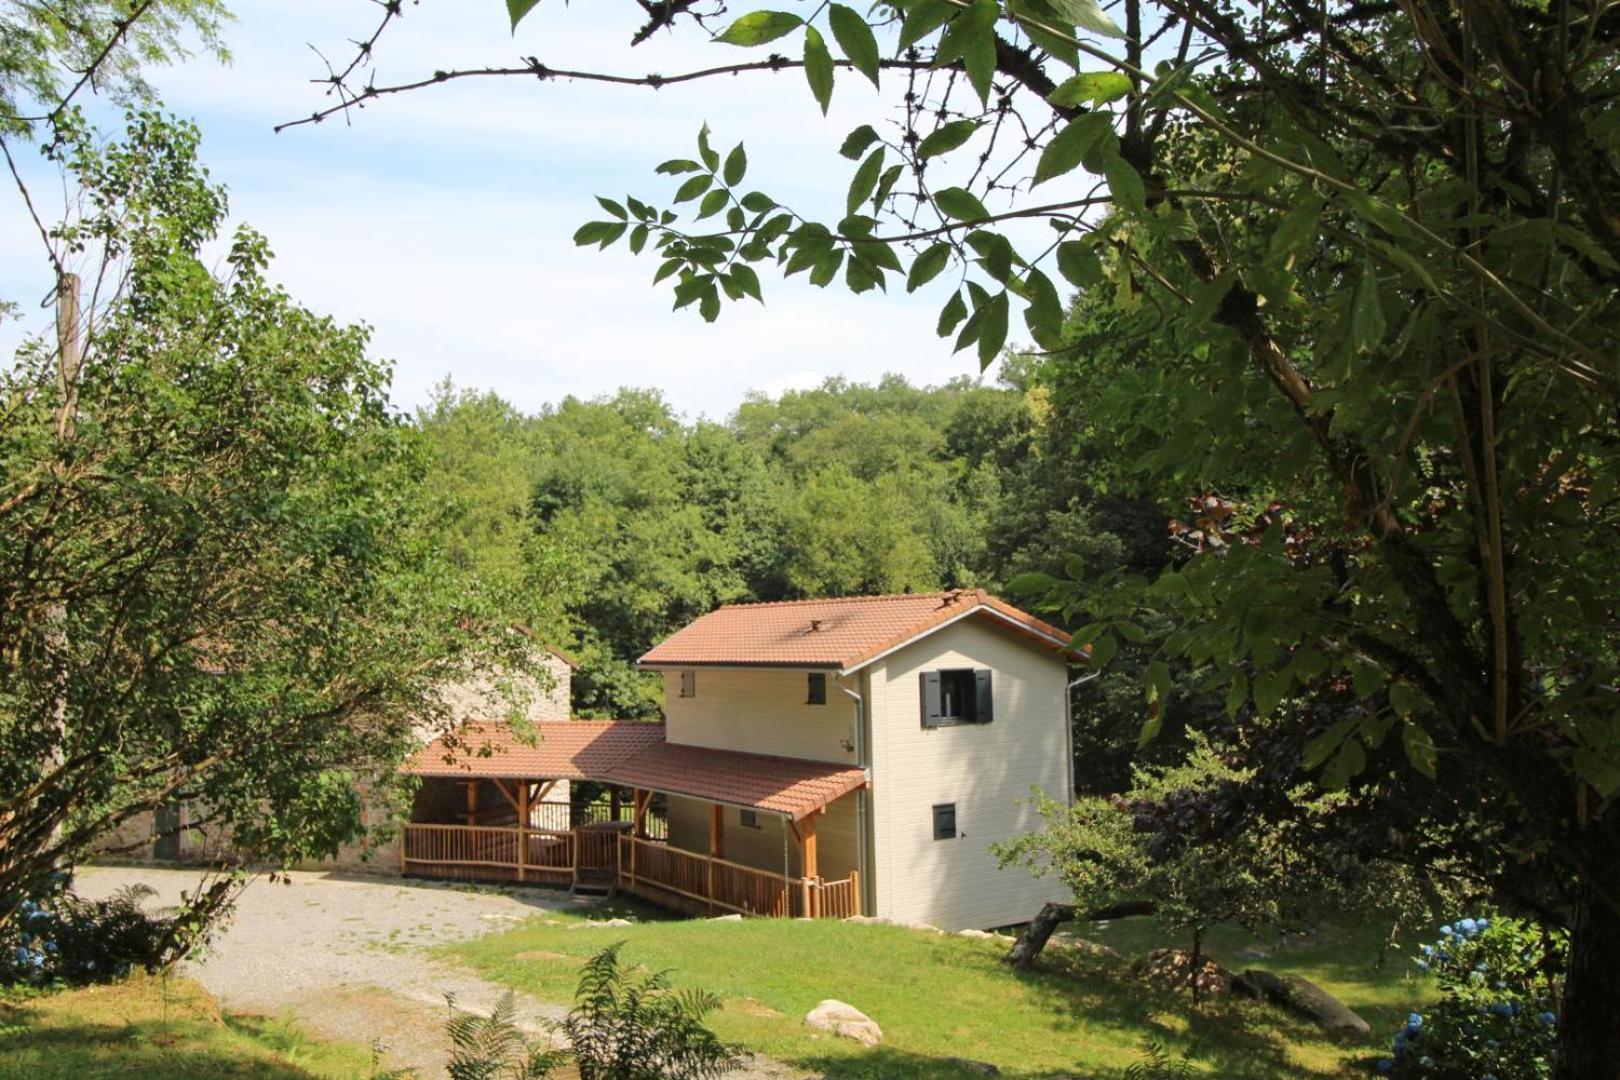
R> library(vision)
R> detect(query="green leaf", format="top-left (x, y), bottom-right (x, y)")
top-left (1402, 723), bottom-right (1437, 778)
top-left (1006, 571), bottom-right (1059, 595)
top-left (629, 223), bottom-right (649, 253)
top-left (936, 186), bottom-right (989, 222)
top-left (1267, 195), bottom-right (1323, 265)
top-left (917, 120), bottom-right (980, 159)
top-left (977, 290), bottom-right (1009, 370)
top-left (1049, 0), bottom-right (1123, 36)
top-left (1349, 657), bottom-right (1384, 698)
top-left (697, 124), bottom-right (720, 171)
top-left (1034, 113), bottom-right (1112, 186)
top-left (1102, 152), bottom-right (1147, 212)
top-left (1056, 241), bottom-right (1103, 287)
top-left (1574, 748), bottom-right (1620, 798)
top-left (937, 290), bottom-right (968, 336)
top-left (1304, 717), bottom-right (1358, 770)
top-left (1145, 660), bottom-right (1171, 704)
top-left (1321, 738), bottom-right (1366, 790)
top-left (596, 196), bottom-right (627, 220)
top-left (573, 221), bottom-right (612, 246)
top-left (1389, 681), bottom-right (1426, 718)
top-left (715, 10), bottom-right (804, 45)
top-left (839, 125), bottom-right (881, 160)
top-left (1088, 633), bottom-right (1117, 667)
top-left (653, 258), bottom-right (683, 284)
top-left (935, 0), bottom-right (999, 105)
top-left (847, 148), bottom-right (885, 216)
top-left (804, 26), bottom-right (835, 114)
top-left (696, 188), bottom-right (730, 220)
top-left (899, 0), bottom-right (955, 48)
top-left (1225, 672), bottom-right (1249, 719)
top-left (508, 0), bottom-right (542, 31)
top-left (728, 263), bottom-right (763, 301)
top-left (1049, 71), bottom-right (1131, 106)
top-left (1351, 257), bottom-right (1386, 353)
top-left (1253, 669), bottom-right (1292, 715)
top-left (828, 4), bottom-right (882, 87)
top-left (907, 243), bottom-right (952, 292)
top-left (656, 159), bottom-right (703, 175)
top-left (740, 191), bottom-right (776, 214)
top-left (723, 143), bottom-right (747, 186)
top-left (674, 174), bottom-right (713, 203)
top-left (1137, 709), bottom-right (1163, 749)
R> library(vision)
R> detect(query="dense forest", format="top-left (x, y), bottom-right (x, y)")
top-left (416, 360), bottom-right (1174, 791)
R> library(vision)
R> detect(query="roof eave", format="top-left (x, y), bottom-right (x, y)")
top-left (838, 604), bottom-right (1074, 677)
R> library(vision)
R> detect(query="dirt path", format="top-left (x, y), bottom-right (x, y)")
top-left (79, 865), bottom-right (583, 1073)
top-left (79, 865), bottom-right (804, 1078)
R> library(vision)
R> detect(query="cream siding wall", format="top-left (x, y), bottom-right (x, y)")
top-left (666, 792), bottom-right (859, 883)
top-left (867, 618), bottom-right (1070, 930)
top-left (661, 668), bottom-right (858, 765)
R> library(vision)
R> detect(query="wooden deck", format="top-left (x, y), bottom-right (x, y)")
top-left (400, 824), bottom-right (860, 918)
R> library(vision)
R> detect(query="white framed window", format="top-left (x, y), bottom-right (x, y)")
top-left (679, 670), bottom-right (696, 698)
top-left (806, 672), bottom-right (827, 705)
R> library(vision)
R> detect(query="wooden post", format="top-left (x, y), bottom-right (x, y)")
top-left (610, 787), bottom-right (622, 822)
top-left (707, 803), bottom-right (725, 913)
top-left (633, 789), bottom-right (651, 840)
top-left (850, 869), bottom-right (861, 917)
top-left (516, 778), bottom-right (529, 883)
top-left (465, 779), bottom-right (478, 826)
top-left (799, 811), bottom-right (819, 917)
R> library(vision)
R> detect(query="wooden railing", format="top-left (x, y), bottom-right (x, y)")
top-left (617, 836), bottom-right (858, 919)
top-left (400, 825), bottom-right (856, 918)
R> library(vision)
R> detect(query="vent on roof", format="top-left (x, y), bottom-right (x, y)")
top-left (809, 619), bottom-right (822, 632)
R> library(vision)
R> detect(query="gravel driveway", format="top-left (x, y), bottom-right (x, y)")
top-left (81, 864), bottom-right (771, 1076)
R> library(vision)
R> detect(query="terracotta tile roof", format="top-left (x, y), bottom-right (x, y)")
top-left (404, 720), bottom-right (664, 781)
top-left (601, 742), bottom-right (868, 821)
top-left (638, 589), bottom-right (1074, 672)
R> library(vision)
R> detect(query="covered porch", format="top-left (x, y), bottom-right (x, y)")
top-left (399, 721), bottom-right (867, 919)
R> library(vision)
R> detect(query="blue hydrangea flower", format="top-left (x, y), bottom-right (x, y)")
top-left (1440, 924), bottom-right (1453, 936)
top-left (1375, 1059), bottom-right (1393, 1074)
top-left (1460, 918), bottom-right (1478, 933)
top-left (1490, 1002), bottom-right (1513, 1017)
top-left (1407, 1013), bottom-right (1424, 1029)
top-left (1418, 1056), bottom-right (1433, 1069)
top-left (1415, 960), bottom-right (1429, 973)
top-left (1539, 1011), bottom-right (1557, 1025)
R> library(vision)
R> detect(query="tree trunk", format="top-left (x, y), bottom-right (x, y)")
top-left (1555, 879), bottom-right (1620, 1079)
top-left (1005, 899), bottom-right (1156, 969)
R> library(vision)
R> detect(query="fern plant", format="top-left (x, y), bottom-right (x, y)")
top-left (564, 941), bottom-right (740, 1080)
top-left (1123, 1040), bottom-right (1198, 1080)
top-left (443, 991), bottom-right (567, 1080)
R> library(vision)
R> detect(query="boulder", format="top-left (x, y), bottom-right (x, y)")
top-left (570, 917), bottom-right (634, 929)
top-left (805, 999), bottom-right (883, 1047)
top-left (1233, 969), bottom-right (1372, 1038)
top-left (958, 928), bottom-right (995, 939)
top-left (709, 913), bottom-right (744, 922)
top-left (1134, 948), bottom-right (1234, 996)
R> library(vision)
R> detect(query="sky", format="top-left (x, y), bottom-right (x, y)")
top-left (0, 0), bottom-right (1004, 422)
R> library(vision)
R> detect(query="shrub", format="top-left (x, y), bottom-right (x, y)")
top-left (1379, 917), bottom-right (1564, 1079)
top-left (563, 942), bottom-right (740, 1080)
top-left (444, 991), bottom-right (567, 1080)
top-left (1, 879), bottom-right (172, 987)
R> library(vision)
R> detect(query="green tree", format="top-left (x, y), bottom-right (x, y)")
top-left (300, 0), bottom-right (1620, 1065)
top-left (0, 112), bottom-right (525, 930)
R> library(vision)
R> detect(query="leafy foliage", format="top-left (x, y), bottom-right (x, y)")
top-left (1384, 918), bottom-right (1565, 1079)
top-left (562, 942), bottom-right (739, 1080)
top-left (0, 112), bottom-right (528, 926)
top-left (1, 878), bottom-right (171, 986)
top-left (443, 990), bottom-right (567, 1080)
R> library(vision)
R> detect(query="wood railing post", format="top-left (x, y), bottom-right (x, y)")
top-left (850, 869), bottom-right (861, 917)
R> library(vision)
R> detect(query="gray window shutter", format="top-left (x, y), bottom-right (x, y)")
top-left (974, 669), bottom-right (993, 723)
top-left (920, 671), bottom-right (942, 728)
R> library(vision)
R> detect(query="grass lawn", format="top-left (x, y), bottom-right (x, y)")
top-left (444, 899), bottom-right (1431, 1079)
top-left (0, 973), bottom-right (385, 1079)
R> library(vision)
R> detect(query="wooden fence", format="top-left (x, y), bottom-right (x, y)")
top-left (400, 825), bottom-right (858, 919)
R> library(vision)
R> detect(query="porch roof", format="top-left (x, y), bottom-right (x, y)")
top-left (405, 720), bottom-right (665, 781)
top-left (600, 742), bottom-right (867, 822)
